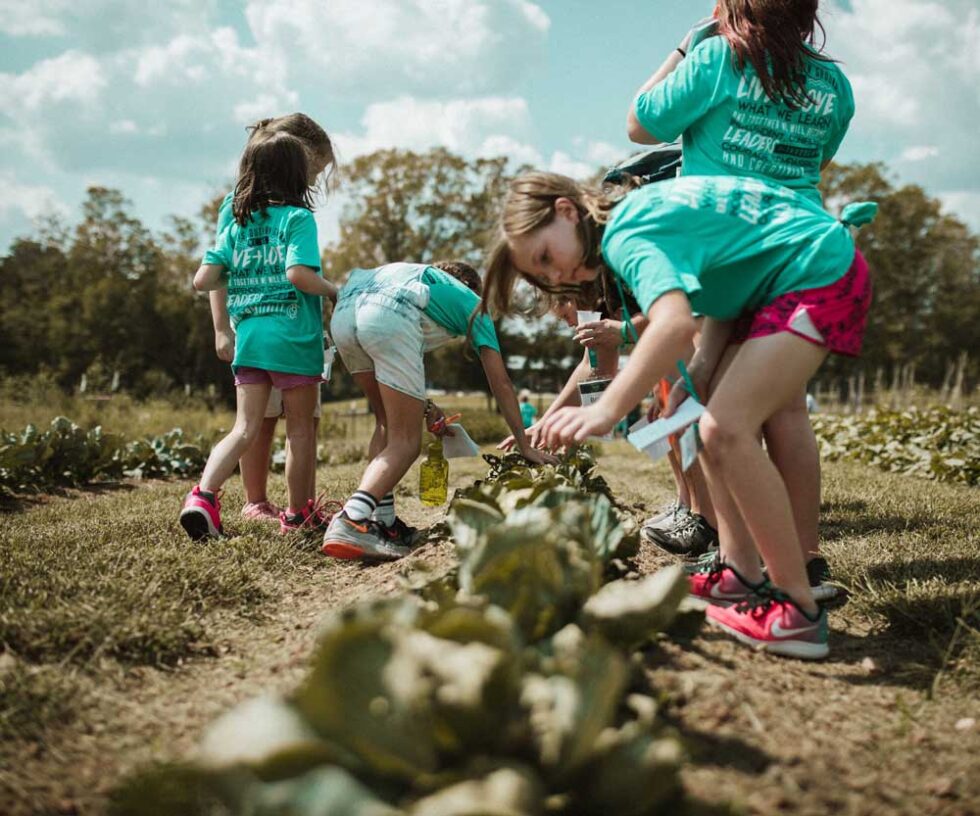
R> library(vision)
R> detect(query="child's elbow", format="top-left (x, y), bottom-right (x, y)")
top-left (192, 268), bottom-right (210, 291)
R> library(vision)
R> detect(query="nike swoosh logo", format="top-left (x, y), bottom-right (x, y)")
top-left (344, 519), bottom-right (369, 534)
top-left (771, 620), bottom-right (818, 638)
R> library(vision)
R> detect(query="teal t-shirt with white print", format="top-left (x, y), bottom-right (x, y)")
top-left (601, 175), bottom-right (855, 320)
top-left (206, 204), bottom-right (324, 376)
top-left (420, 267), bottom-right (500, 353)
top-left (633, 36), bottom-right (854, 205)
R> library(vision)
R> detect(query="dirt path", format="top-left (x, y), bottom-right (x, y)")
top-left (4, 452), bottom-right (979, 815)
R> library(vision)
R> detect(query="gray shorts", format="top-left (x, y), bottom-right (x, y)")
top-left (331, 294), bottom-right (426, 401)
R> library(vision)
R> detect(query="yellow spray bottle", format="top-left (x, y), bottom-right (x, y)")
top-left (419, 437), bottom-right (449, 506)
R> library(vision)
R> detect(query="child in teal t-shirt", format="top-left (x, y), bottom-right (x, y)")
top-left (484, 170), bottom-right (876, 661)
top-left (323, 261), bottom-right (555, 562)
top-left (519, 392), bottom-right (538, 428)
top-left (203, 113), bottom-right (337, 528)
top-left (180, 131), bottom-right (338, 542)
top-left (628, 7), bottom-right (854, 205)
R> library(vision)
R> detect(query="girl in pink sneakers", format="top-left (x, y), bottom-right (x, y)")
top-left (180, 130), bottom-right (338, 540)
top-left (627, 0), bottom-right (856, 602)
top-left (483, 170), bottom-right (874, 660)
top-left (208, 114), bottom-right (337, 526)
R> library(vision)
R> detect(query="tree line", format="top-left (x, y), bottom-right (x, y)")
top-left (0, 148), bottom-right (976, 406)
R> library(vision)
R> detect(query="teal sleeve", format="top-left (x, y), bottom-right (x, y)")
top-left (604, 232), bottom-right (701, 316)
top-left (286, 209), bottom-right (321, 270)
top-left (822, 78), bottom-right (855, 164)
top-left (633, 37), bottom-right (727, 142)
top-left (202, 192), bottom-right (233, 266)
top-left (421, 268), bottom-right (501, 352)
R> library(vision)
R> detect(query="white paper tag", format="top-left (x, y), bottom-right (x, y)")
top-left (627, 416), bottom-right (670, 461)
top-left (578, 377), bottom-right (614, 440)
top-left (679, 422), bottom-right (701, 471)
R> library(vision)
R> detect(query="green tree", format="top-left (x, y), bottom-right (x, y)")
top-left (322, 148), bottom-right (513, 276)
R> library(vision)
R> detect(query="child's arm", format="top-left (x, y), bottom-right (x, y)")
top-left (480, 347), bottom-right (557, 465)
top-left (209, 290), bottom-right (234, 363)
top-left (194, 264), bottom-right (227, 292)
top-left (286, 265), bottom-right (338, 299)
top-left (541, 291), bottom-right (697, 447)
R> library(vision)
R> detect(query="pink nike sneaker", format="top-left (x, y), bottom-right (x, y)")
top-left (688, 557), bottom-right (766, 608)
top-left (279, 496), bottom-right (339, 535)
top-left (241, 500), bottom-right (282, 523)
top-left (706, 590), bottom-right (829, 660)
top-left (179, 486), bottom-right (223, 540)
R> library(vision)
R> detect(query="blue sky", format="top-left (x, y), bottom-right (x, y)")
top-left (2, 0), bottom-right (978, 254)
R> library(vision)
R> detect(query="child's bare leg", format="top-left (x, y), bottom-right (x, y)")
top-left (240, 416), bottom-right (278, 503)
top-left (699, 333), bottom-right (828, 613)
top-left (281, 384), bottom-right (318, 511)
top-left (763, 391), bottom-right (821, 561)
top-left (353, 373), bottom-right (389, 461)
top-left (201, 384), bottom-right (271, 492)
top-left (354, 381), bottom-right (423, 501)
top-left (665, 448), bottom-right (691, 507)
top-left (686, 460), bottom-right (716, 527)
top-left (309, 416), bottom-right (320, 499)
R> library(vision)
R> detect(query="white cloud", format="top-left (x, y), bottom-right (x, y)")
top-left (826, 0), bottom-right (980, 229)
top-left (0, 51), bottom-right (106, 110)
top-left (244, 0), bottom-right (549, 98)
top-left (0, 171), bottom-right (69, 222)
top-left (0, 0), bottom-right (219, 47)
top-left (900, 145), bottom-right (939, 162)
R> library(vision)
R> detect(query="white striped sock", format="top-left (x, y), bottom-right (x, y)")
top-left (344, 491), bottom-right (377, 522)
top-left (373, 492), bottom-right (396, 525)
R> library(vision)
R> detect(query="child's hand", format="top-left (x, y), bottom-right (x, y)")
top-left (215, 329), bottom-right (235, 363)
top-left (541, 405), bottom-right (615, 448)
top-left (521, 446), bottom-right (559, 466)
top-left (574, 320), bottom-right (621, 349)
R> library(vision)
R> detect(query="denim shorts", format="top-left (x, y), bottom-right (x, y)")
top-left (331, 293), bottom-right (427, 401)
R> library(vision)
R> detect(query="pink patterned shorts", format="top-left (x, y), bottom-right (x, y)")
top-left (233, 366), bottom-right (322, 390)
top-left (730, 250), bottom-right (871, 357)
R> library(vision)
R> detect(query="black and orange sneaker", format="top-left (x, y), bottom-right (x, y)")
top-left (321, 511), bottom-right (411, 562)
top-left (380, 516), bottom-right (421, 547)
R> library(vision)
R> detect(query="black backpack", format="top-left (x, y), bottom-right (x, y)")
top-left (603, 142), bottom-right (682, 186)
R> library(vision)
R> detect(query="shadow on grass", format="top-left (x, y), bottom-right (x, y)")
top-left (862, 556), bottom-right (980, 585)
top-left (819, 509), bottom-right (944, 542)
top-left (0, 481), bottom-right (137, 515)
top-left (829, 590), bottom-right (980, 690)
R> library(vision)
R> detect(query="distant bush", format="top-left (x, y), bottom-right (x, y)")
top-left (812, 406), bottom-right (979, 486)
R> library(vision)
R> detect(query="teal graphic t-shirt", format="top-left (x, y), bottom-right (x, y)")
top-left (633, 36), bottom-right (854, 204)
top-left (601, 175), bottom-right (855, 320)
top-left (205, 203), bottom-right (324, 376)
top-left (419, 267), bottom-right (500, 353)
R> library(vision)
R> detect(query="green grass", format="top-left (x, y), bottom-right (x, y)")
top-left (0, 476), bottom-right (334, 669)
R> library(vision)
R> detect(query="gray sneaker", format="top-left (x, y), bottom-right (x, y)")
top-left (642, 501), bottom-right (689, 532)
top-left (321, 511), bottom-right (412, 562)
top-left (643, 511), bottom-right (718, 558)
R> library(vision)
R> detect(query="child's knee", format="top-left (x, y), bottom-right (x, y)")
top-left (698, 412), bottom-right (742, 459)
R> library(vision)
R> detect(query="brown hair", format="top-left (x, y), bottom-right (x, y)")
top-left (247, 113), bottom-right (338, 195)
top-left (483, 171), bottom-right (625, 319)
top-left (232, 131), bottom-right (315, 226)
top-left (432, 260), bottom-right (482, 294)
top-left (717, 0), bottom-right (833, 109)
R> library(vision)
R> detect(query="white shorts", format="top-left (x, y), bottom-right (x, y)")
top-left (264, 386), bottom-right (323, 419)
top-left (331, 296), bottom-right (426, 401)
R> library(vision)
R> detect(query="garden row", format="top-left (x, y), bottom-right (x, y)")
top-left (811, 406), bottom-right (979, 486)
top-left (3, 405), bottom-right (976, 497)
top-left (109, 451), bottom-right (699, 816)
